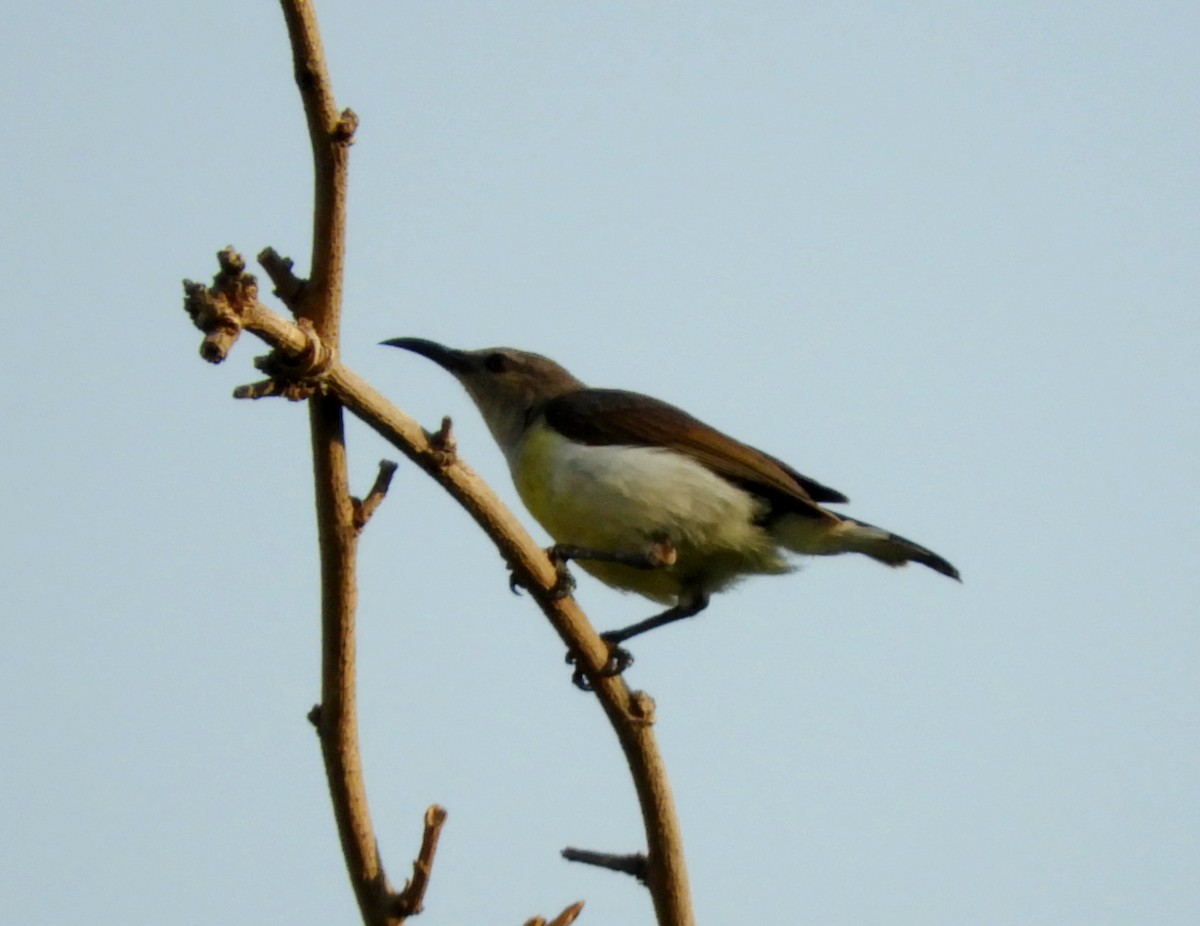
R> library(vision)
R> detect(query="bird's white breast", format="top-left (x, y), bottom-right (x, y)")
top-left (506, 423), bottom-right (789, 601)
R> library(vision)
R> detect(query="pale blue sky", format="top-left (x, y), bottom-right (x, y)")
top-left (2, 3), bottom-right (1197, 924)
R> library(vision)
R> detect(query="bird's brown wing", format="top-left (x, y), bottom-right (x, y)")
top-left (542, 389), bottom-right (847, 518)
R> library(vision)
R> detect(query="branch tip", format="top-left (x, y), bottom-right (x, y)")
top-left (524, 901), bottom-right (584, 926)
top-left (182, 248), bottom-right (260, 363)
top-left (424, 804), bottom-right (448, 828)
top-left (216, 245), bottom-right (246, 275)
top-left (233, 378), bottom-right (287, 400)
top-left (258, 247), bottom-right (307, 308)
top-left (548, 901), bottom-right (586, 926)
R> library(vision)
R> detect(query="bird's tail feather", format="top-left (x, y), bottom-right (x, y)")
top-left (775, 513), bottom-right (960, 580)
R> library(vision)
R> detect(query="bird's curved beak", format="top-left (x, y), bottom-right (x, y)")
top-left (380, 337), bottom-right (474, 374)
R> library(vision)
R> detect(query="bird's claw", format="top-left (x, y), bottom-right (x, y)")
top-left (508, 550), bottom-right (575, 598)
top-left (568, 637), bottom-right (635, 691)
top-left (548, 559), bottom-right (576, 600)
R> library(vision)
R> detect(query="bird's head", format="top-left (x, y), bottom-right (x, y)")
top-left (382, 338), bottom-right (585, 450)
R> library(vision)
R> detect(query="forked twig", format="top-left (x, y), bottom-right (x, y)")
top-left (561, 848), bottom-right (648, 883)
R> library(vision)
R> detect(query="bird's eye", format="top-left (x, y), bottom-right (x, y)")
top-left (484, 352), bottom-right (509, 373)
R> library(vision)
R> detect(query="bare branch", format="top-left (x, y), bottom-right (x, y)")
top-left (562, 848), bottom-right (648, 883)
top-left (186, 292), bottom-right (694, 924)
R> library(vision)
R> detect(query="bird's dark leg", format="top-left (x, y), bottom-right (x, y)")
top-left (570, 591), bottom-right (711, 691)
top-left (551, 538), bottom-right (680, 690)
top-left (602, 592), bottom-right (711, 645)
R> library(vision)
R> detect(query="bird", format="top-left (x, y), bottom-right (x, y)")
top-left (384, 338), bottom-right (958, 676)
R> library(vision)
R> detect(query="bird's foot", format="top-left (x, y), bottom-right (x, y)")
top-left (507, 548), bottom-right (577, 598)
top-left (568, 634), bottom-right (635, 691)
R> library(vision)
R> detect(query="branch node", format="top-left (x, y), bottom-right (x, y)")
top-left (389, 804), bottom-right (449, 917)
top-left (427, 416), bottom-right (457, 467)
top-left (561, 847), bottom-right (649, 884)
top-left (247, 318), bottom-right (334, 401)
top-left (352, 459), bottom-right (400, 530)
top-left (333, 108), bottom-right (359, 143)
top-left (216, 245), bottom-right (246, 275)
top-left (307, 703), bottom-right (323, 731)
top-left (182, 246), bottom-right (260, 363)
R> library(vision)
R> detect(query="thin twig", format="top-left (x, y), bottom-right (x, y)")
top-left (232, 377), bottom-right (286, 400)
top-left (524, 901), bottom-right (585, 926)
top-left (547, 901), bottom-right (586, 926)
top-left (390, 805), bottom-right (448, 917)
top-left (354, 460), bottom-right (400, 529)
top-left (561, 848), bottom-right (648, 883)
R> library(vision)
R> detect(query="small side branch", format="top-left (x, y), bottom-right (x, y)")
top-left (353, 459), bottom-right (399, 530)
top-left (259, 246), bottom-right (306, 308)
top-left (524, 901), bottom-right (585, 926)
top-left (561, 848), bottom-right (649, 884)
top-left (389, 805), bottom-right (448, 917)
top-left (427, 416), bottom-right (457, 466)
